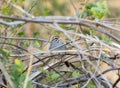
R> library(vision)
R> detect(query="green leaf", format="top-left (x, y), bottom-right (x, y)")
top-left (88, 81), bottom-right (96, 88)
top-left (90, 1), bottom-right (108, 19)
top-left (33, 32), bottom-right (40, 37)
top-left (26, 81), bottom-right (32, 88)
top-left (14, 59), bottom-right (25, 73)
top-left (10, 59), bottom-right (28, 88)
top-left (53, 31), bottom-right (61, 35)
top-left (2, 6), bottom-right (9, 14)
top-left (18, 74), bottom-right (25, 83)
top-left (83, 1), bottom-right (108, 19)
top-left (72, 72), bottom-right (79, 77)
top-left (19, 0), bottom-right (25, 2)
top-left (10, 59), bottom-right (25, 77)
top-left (13, 0), bottom-right (25, 3)
top-left (61, 25), bottom-right (76, 30)
top-left (18, 32), bottom-right (24, 37)
top-left (34, 41), bottom-right (40, 47)
top-left (102, 37), bottom-right (112, 44)
top-left (43, 9), bottom-right (52, 16)
top-left (0, 49), bottom-right (10, 61)
top-left (51, 73), bottom-right (60, 80)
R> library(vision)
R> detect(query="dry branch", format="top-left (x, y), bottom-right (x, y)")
top-left (0, 15), bottom-right (120, 42)
top-left (0, 14), bottom-right (120, 87)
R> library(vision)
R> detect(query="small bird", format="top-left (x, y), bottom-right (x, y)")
top-left (35, 36), bottom-right (69, 87)
top-left (49, 36), bottom-right (66, 51)
top-left (49, 36), bottom-right (70, 67)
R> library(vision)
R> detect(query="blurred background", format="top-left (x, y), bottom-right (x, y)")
top-left (0, 0), bottom-right (120, 87)
top-left (0, 0), bottom-right (120, 38)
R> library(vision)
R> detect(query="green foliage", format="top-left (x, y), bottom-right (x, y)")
top-left (34, 41), bottom-right (41, 47)
top-left (87, 81), bottom-right (96, 88)
top-left (42, 8), bottom-right (53, 16)
top-left (102, 37), bottom-right (112, 44)
top-left (41, 69), bottom-right (60, 81)
top-left (81, 1), bottom-right (110, 41)
top-left (2, 6), bottom-right (9, 15)
top-left (54, 31), bottom-right (61, 35)
top-left (0, 49), bottom-right (10, 62)
top-left (61, 25), bottom-right (76, 30)
top-left (72, 71), bottom-right (79, 77)
top-left (10, 59), bottom-right (32, 88)
top-left (46, 70), bottom-right (60, 80)
top-left (13, 0), bottom-right (25, 3)
top-left (50, 73), bottom-right (60, 80)
top-left (33, 32), bottom-right (40, 37)
top-left (17, 31), bottom-right (25, 37)
top-left (90, 30), bottom-right (97, 35)
top-left (0, 0), bottom-right (110, 87)
top-left (12, 59), bottom-right (24, 74)
top-left (82, 1), bottom-right (108, 19)
top-left (23, 42), bottom-right (30, 48)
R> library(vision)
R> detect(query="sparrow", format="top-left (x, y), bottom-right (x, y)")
top-left (49, 36), bottom-right (70, 67)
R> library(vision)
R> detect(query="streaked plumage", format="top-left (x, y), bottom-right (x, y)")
top-left (49, 36), bottom-right (66, 51)
top-left (49, 36), bottom-right (70, 67)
